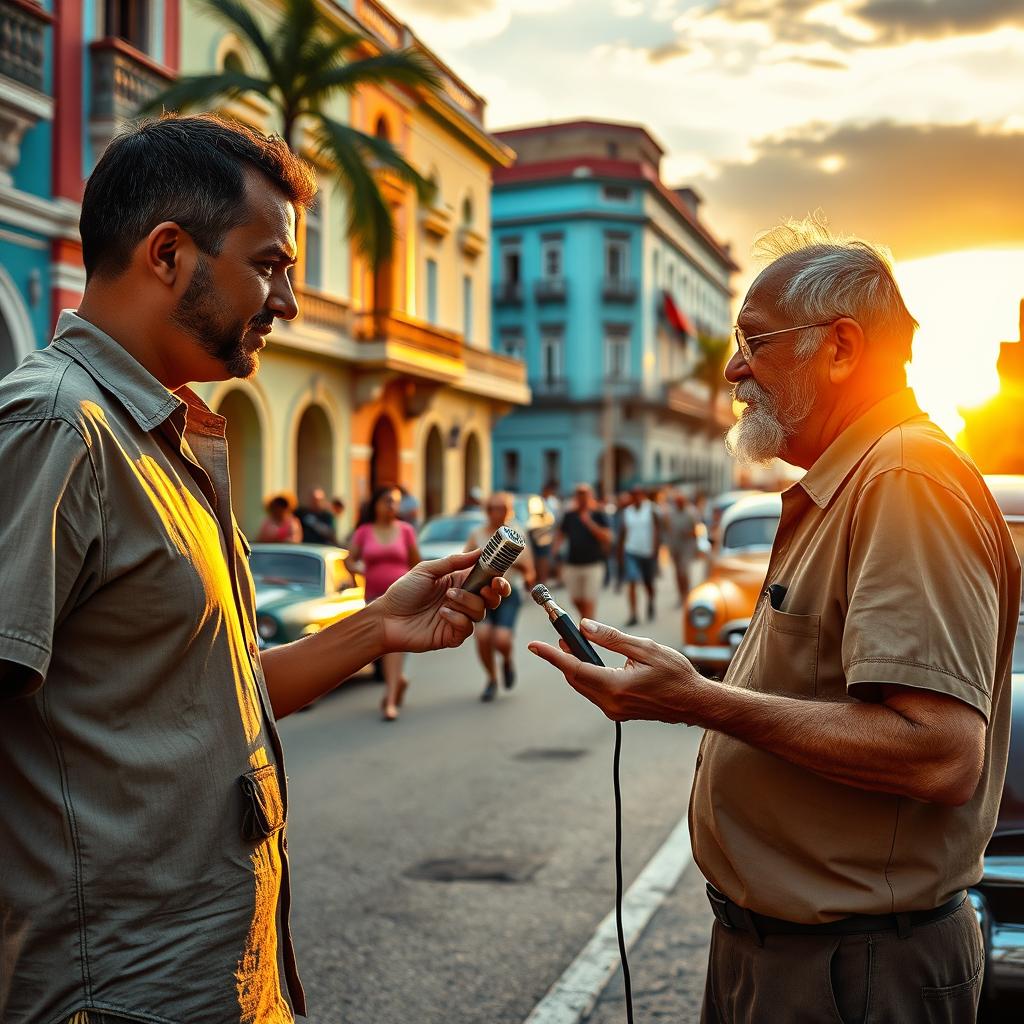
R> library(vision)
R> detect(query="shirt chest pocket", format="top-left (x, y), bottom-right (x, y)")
top-left (754, 604), bottom-right (822, 697)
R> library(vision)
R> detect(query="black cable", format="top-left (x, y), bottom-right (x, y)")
top-left (529, 588), bottom-right (636, 1023)
top-left (613, 720), bottom-right (635, 1024)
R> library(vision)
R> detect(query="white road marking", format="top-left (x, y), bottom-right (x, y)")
top-left (522, 810), bottom-right (696, 1024)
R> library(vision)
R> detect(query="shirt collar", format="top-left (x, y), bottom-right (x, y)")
top-left (50, 310), bottom-right (184, 432)
top-left (798, 388), bottom-right (926, 509)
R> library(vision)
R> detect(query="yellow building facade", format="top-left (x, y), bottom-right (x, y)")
top-left (182, 0), bottom-right (528, 537)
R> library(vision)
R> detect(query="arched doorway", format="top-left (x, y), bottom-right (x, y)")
top-left (370, 414), bottom-right (399, 493)
top-left (423, 426), bottom-right (444, 519)
top-left (0, 265), bottom-right (35, 380)
top-left (598, 445), bottom-right (638, 494)
top-left (0, 311), bottom-right (17, 380)
top-left (218, 389), bottom-right (264, 538)
top-left (295, 404), bottom-right (333, 505)
top-left (463, 431), bottom-right (481, 504)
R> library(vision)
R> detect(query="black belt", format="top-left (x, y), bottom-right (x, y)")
top-left (706, 884), bottom-right (967, 944)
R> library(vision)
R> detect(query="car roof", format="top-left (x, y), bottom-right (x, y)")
top-left (985, 475), bottom-right (1024, 518)
top-left (719, 491), bottom-right (783, 531)
top-left (249, 543), bottom-right (344, 556)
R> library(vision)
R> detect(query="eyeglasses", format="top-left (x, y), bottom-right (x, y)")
top-left (733, 319), bottom-right (840, 363)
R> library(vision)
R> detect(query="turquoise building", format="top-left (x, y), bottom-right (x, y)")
top-left (490, 120), bottom-right (738, 497)
top-left (0, 0), bottom-right (182, 375)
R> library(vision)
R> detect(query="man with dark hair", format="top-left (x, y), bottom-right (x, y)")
top-left (0, 114), bottom-right (508, 1024)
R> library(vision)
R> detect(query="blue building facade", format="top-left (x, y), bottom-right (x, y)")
top-left (0, 0), bottom-right (57, 375)
top-left (0, 0), bottom-right (182, 377)
top-left (490, 120), bottom-right (738, 498)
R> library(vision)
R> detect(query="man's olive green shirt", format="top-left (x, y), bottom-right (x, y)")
top-left (690, 389), bottom-right (1021, 924)
top-left (0, 313), bottom-right (304, 1023)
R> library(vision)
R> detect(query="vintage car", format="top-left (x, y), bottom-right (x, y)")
top-left (971, 475), bottom-right (1024, 1011)
top-left (682, 491), bottom-right (782, 675)
top-left (249, 543), bottom-right (365, 649)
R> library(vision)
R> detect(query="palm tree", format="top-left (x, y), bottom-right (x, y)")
top-left (140, 0), bottom-right (441, 267)
top-left (692, 332), bottom-right (733, 427)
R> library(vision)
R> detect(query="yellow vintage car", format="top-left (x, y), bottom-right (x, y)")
top-left (682, 491), bottom-right (783, 675)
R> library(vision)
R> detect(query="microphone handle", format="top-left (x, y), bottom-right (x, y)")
top-left (552, 613), bottom-right (605, 666)
top-left (461, 561), bottom-right (499, 595)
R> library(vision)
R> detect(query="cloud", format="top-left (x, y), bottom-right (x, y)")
top-left (777, 55), bottom-right (849, 69)
top-left (694, 121), bottom-right (1024, 286)
top-left (647, 39), bottom-right (692, 62)
top-left (691, 0), bottom-right (1024, 50)
top-left (389, 0), bottom-right (497, 16)
top-left (855, 0), bottom-right (1024, 43)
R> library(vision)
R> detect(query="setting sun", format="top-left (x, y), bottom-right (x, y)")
top-left (895, 249), bottom-right (1024, 442)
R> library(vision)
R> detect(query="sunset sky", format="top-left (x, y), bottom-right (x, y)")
top-left (386, 0), bottom-right (1024, 437)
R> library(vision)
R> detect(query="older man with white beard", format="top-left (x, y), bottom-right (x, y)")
top-left (530, 219), bottom-right (1021, 1023)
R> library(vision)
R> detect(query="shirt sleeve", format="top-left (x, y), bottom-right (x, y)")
top-left (843, 468), bottom-right (1002, 719)
top-left (0, 418), bottom-right (103, 695)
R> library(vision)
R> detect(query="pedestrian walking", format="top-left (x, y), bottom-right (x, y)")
top-left (346, 485), bottom-right (422, 721)
top-left (552, 483), bottom-right (613, 621)
top-left (0, 113), bottom-right (509, 1024)
top-left (296, 486), bottom-right (337, 544)
top-left (257, 491), bottom-right (303, 543)
top-left (620, 484), bottom-right (660, 626)
top-left (531, 218), bottom-right (1020, 1024)
top-left (466, 492), bottom-right (536, 702)
top-left (663, 491), bottom-right (699, 606)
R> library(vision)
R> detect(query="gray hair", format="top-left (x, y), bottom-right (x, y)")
top-left (751, 215), bottom-right (918, 363)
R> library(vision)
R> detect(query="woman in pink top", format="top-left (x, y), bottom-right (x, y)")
top-left (256, 492), bottom-right (302, 543)
top-left (345, 485), bottom-right (421, 720)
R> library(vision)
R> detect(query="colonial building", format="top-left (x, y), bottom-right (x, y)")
top-left (0, 0), bottom-right (528, 539)
top-left (0, 0), bottom-right (172, 378)
top-left (489, 119), bottom-right (737, 498)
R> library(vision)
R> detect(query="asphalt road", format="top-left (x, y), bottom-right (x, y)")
top-left (279, 579), bottom-right (704, 1024)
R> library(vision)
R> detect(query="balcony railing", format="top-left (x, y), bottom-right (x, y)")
top-left (90, 37), bottom-right (173, 124)
top-left (534, 277), bottom-right (567, 304)
top-left (530, 377), bottom-right (570, 398)
top-left (494, 280), bottom-right (523, 306)
top-left (602, 277), bottom-right (638, 303)
top-left (0, 0), bottom-right (49, 92)
top-left (295, 285), bottom-right (350, 334)
top-left (356, 310), bottom-right (464, 362)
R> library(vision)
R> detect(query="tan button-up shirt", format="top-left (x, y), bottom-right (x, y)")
top-left (689, 389), bottom-right (1021, 924)
top-left (0, 313), bottom-right (304, 1023)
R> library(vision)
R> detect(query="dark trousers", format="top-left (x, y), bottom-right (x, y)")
top-left (701, 898), bottom-right (983, 1023)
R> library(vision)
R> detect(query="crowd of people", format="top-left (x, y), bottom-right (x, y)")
top-left (253, 478), bottom-right (708, 708)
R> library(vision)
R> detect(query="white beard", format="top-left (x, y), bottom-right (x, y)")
top-left (725, 367), bottom-right (817, 465)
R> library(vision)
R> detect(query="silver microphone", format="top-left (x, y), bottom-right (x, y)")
top-left (462, 525), bottom-right (527, 594)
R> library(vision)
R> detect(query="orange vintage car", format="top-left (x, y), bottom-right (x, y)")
top-left (682, 491), bottom-right (783, 675)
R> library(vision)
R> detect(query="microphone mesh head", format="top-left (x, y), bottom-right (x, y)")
top-left (530, 583), bottom-right (553, 606)
top-left (480, 525), bottom-right (526, 575)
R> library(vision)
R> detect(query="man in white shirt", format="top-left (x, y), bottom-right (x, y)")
top-left (620, 484), bottom-right (660, 626)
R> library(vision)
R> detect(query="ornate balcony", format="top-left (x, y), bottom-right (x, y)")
top-left (295, 285), bottom-right (351, 334)
top-left (0, 0), bottom-right (52, 185)
top-left (494, 280), bottom-right (523, 306)
top-left (602, 277), bottom-right (638, 303)
top-left (534, 277), bottom-right (567, 304)
top-left (89, 37), bottom-right (174, 157)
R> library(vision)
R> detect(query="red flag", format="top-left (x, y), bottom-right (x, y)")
top-left (662, 291), bottom-right (695, 338)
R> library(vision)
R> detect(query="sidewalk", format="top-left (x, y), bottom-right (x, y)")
top-left (584, 859), bottom-right (712, 1023)
top-left (538, 559), bottom-right (714, 1024)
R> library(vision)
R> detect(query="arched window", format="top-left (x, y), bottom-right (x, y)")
top-left (375, 115), bottom-right (390, 141)
top-left (222, 49), bottom-right (245, 73)
top-left (461, 194), bottom-right (474, 226)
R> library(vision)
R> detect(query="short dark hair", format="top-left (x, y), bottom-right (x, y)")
top-left (80, 113), bottom-right (318, 279)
